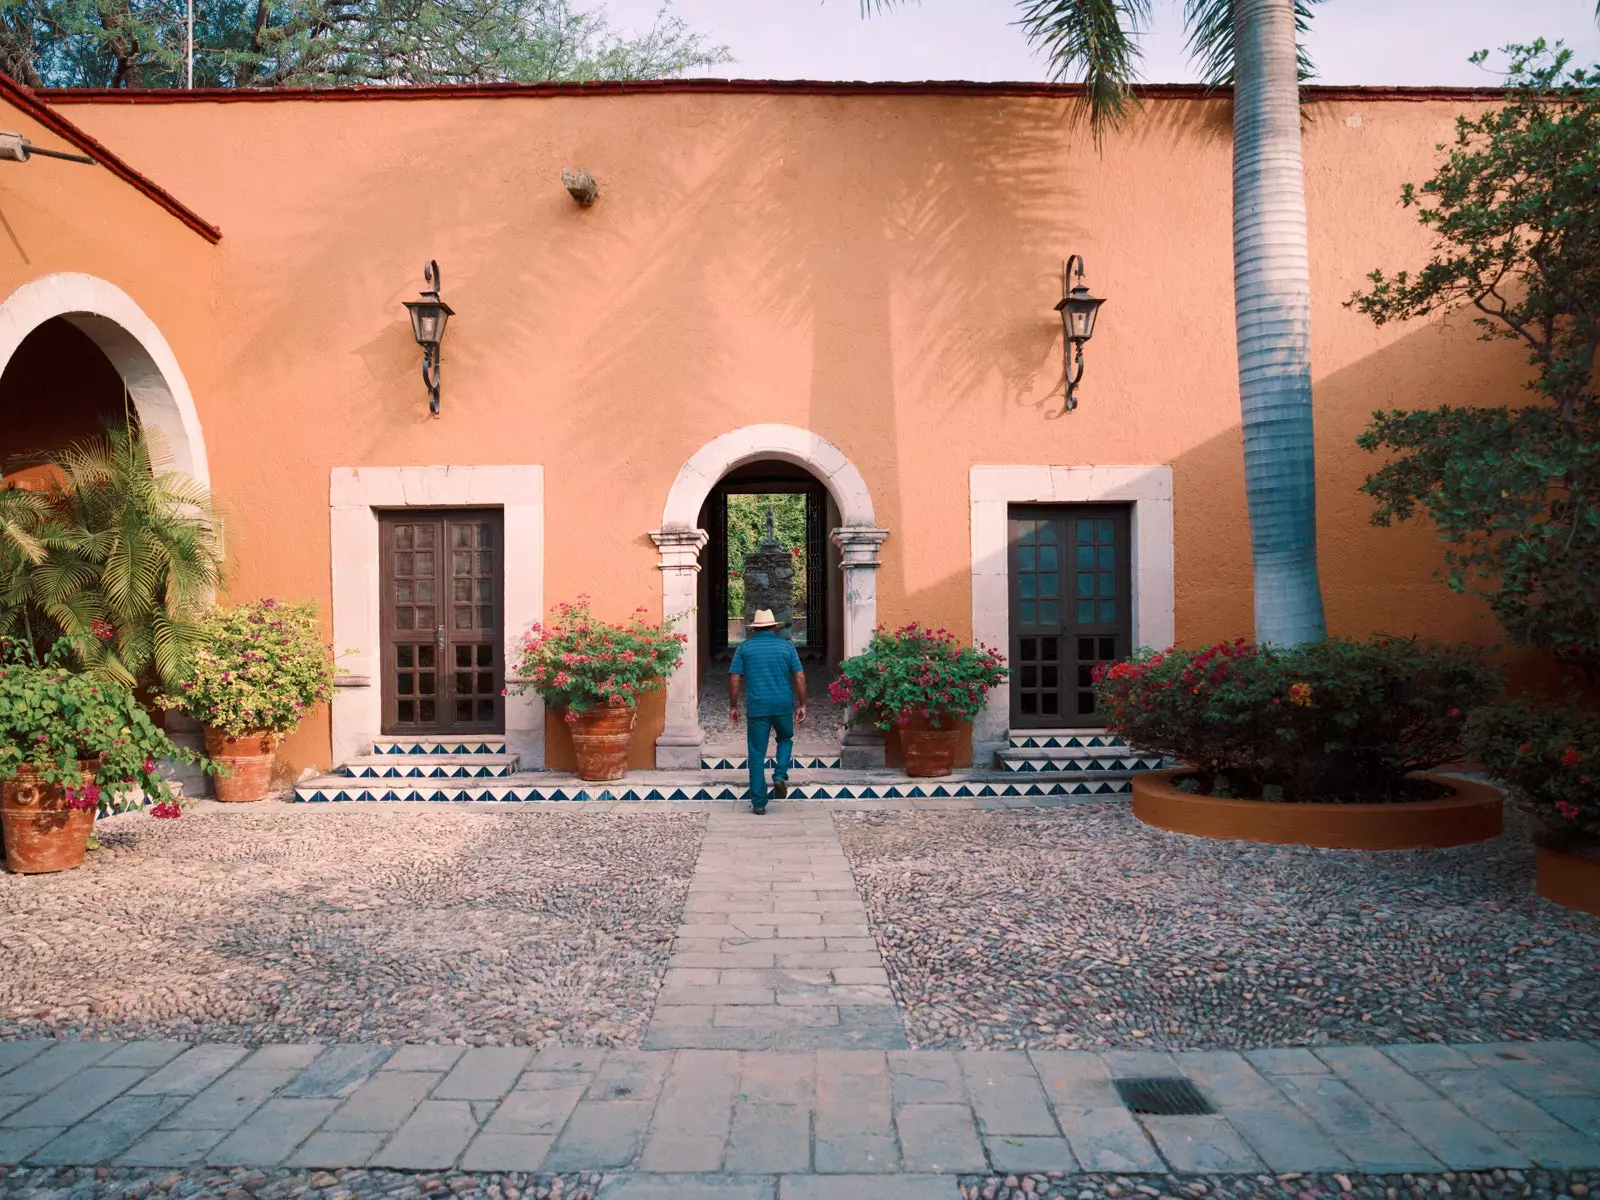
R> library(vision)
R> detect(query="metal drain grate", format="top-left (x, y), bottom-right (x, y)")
top-left (1113, 1076), bottom-right (1214, 1116)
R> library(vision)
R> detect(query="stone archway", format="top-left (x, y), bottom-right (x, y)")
top-left (0, 273), bottom-right (210, 487)
top-left (651, 424), bottom-right (887, 768)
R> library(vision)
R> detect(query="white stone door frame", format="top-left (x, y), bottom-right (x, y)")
top-left (329, 465), bottom-right (545, 770)
top-left (652, 424), bottom-right (887, 768)
top-left (971, 465), bottom-right (1175, 743)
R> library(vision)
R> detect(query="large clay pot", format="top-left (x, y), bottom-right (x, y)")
top-left (1535, 839), bottom-right (1600, 917)
top-left (2, 762), bottom-right (98, 874)
top-left (569, 703), bottom-right (636, 781)
top-left (203, 727), bottom-right (280, 803)
top-left (898, 709), bottom-right (959, 778)
top-left (1130, 767), bottom-right (1502, 850)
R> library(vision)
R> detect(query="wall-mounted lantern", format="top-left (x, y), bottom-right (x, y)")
top-left (402, 260), bottom-right (454, 417)
top-left (1054, 255), bottom-right (1106, 414)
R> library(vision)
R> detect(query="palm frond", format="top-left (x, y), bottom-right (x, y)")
top-left (1184, 0), bottom-right (1322, 88)
top-left (1015, 0), bottom-right (1151, 140)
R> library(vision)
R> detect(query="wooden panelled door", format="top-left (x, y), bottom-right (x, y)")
top-left (380, 509), bottom-right (504, 735)
top-left (1008, 505), bottom-right (1132, 728)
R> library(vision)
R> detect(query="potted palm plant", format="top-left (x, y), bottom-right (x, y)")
top-left (1, 641), bottom-right (195, 874)
top-left (829, 624), bottom-right (1008, 777)
top-left (512, 598), bottom-right (685, 781)
top-left (162, 600), bottom-right (335, 802)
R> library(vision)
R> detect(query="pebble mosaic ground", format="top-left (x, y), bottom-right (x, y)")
top-left (0, 1166), bottom-right (1592, 1200)
top-left (833, 806), bottom-right (1600, 1051)
top-left (0, 808), bottom-right (705, 1049)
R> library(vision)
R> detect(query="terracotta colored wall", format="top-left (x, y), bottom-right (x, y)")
top-left (58, 89), bottom-right (1535, 773)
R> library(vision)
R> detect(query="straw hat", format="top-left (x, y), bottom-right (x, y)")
top-left (747, 608), bottom-right (785, 629)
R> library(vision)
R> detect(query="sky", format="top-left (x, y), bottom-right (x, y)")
top-left (602, 0), bottom-right (1600, 86)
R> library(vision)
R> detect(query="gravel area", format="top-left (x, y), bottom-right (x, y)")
top-left (0, 1168), bottom-right (1589, 1200)
top-left (953, 1171), bottom-right (1595, 1200)
top-left (835, 804), bottom-right (1600, 1050)
top-left (0, 806), bottom-right (704, 1047)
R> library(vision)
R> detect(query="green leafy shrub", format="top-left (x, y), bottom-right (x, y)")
top-left (829, 624), bottom-right (1008, 730)
top-left (162, 599), bottom-right (334, 735)
top-left (1466, 700), bottom-right (1600, 846)
top-left (0, 641), bottom-right (200, 815)
top-left (1094, 637), bottom-right (1501, 802)
top-left (511, 598), bottom-right (685, 719)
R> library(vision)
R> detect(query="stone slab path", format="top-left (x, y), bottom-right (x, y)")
top-left (645, 807), bottom-right (907, 1051)
top-left (1, 1039), bottom-right (1598, 1191)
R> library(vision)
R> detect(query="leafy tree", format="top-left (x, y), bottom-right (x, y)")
top-left (2, 0), bottom-right (729, 89)
top-left (0, 425), bottom-right (224, 692)
top-left (1350, 42), bottom-right (1600, 681)
top-left (866, 0), bottom-right (1328, 645)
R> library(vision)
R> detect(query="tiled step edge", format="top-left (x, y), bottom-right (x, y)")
top-left (371, 738), bottom-right (508, 756)
top-left (293, 775), bottom-right (1132, 803)
top-left (701, 754), bottom-right (842, 770)
top-left (1006, 730), bottom-right (1129, 750)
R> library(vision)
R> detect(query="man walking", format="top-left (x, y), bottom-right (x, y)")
top-left (729, 608), bottom-right (806, 815)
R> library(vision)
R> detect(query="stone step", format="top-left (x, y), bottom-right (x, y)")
top-left (996, 747), bottom-right (1165, 774)
top-left (700, 746), bottom-right (842, 770)
top-left (1006, 728), bottom-right (1130, 751)
top-left (336, 753), bottom-right (522, 779)
top-left (371, 737), bottom-right (507, 756)
top-left (294, 768), bottom-right (1132, 804)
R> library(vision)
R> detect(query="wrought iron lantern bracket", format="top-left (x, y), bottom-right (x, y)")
top-left (1054, 254), bottom-right (1106, 415)
top-left (402, 260), bottom-right (454, 417)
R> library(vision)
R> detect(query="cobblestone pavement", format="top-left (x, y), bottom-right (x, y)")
top-left (698, 659), bottom-right (846, 748)
top-left (0, 808), bottom-right (704, 1048)
top-left (0, 1166), bottom-right (1593, 1200)
top-left (834, 806), bottom-right (1600, 1051)
top-left (0, 1040), bottom-right (1597, 1187)
top-left (644, 808), bottom-right (907, 1050)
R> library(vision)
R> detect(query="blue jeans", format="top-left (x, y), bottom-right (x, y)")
top-left (746, 711), bottom-right (794, 807)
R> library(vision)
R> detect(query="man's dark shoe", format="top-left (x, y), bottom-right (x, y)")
top-left (774, 779), bottom-right (789, 800)
top-left (751, 802), bottom-right (767, 815)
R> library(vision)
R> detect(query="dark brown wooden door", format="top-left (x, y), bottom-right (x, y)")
top-left (1008, 505), bottom-right (1131, 728)
top-left (380, 509), bottom-right (504, 735)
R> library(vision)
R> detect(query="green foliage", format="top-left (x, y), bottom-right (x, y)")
top-left (160, 599), bottom-right (334, 735)
top-left (1349, 43), bottom-right (1600, 680)
top-left (1466, 699), bottom-right (1600, 844)
top-left (726, 493), bottom-right (805, 621)
top-left (829, 624), bottom-right (1007, 730)
top-left (0, 639), bottom-right (199, 812)
top-left (511, 597), bottom-right (685, 717)
top-left (0, 426), bottom-right (224, 695)
top-left (1094, 637), bottom-right (1501, 802)
top-left (4, 0), bottom-right (731, 88)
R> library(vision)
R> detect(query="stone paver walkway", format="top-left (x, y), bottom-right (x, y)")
top-left (1, 1039), bottom-right (1598, 1190)
top-left (645, 807), bottom-right (907, 1051)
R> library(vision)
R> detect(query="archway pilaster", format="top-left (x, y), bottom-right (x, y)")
top-left (650, 527), bottom-right (710, 769)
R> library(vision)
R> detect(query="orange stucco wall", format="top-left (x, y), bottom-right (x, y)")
top-left (47, 87), bottom-right (1534, 775)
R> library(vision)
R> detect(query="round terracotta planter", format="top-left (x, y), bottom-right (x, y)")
top-left (203, 727), bottom-right (280, 803)
top-left (1534, 842), bottom-right (1600, 917)
top-left (569, 703), bottom-right (636, 781)
top-left (2, 762), bottom-right (98, 874)
top-left (899, 709), bottom-right (960, 778)
top-left (1130, 767), bottom-right (1502, 850)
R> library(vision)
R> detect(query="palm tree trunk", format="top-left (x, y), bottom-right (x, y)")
top-left (1231, 0), bottom-right (1327, 645)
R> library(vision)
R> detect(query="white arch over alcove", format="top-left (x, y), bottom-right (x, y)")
top-left (651, 424), bottom-right (888, 768)
top-left (0, 272), bottom-right (210, 487)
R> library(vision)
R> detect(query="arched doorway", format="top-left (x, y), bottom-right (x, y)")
top-left (652, 425), bottom-right (887, 769)
top-left (0, 273), bottom-right (209, 488)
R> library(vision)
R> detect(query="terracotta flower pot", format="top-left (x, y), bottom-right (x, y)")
top-left (898, 709), bottom-right (960, 778)
top-left (1535, 839), bottom-right (1600, 917)
top-left (569, 703), bottom-right (636, 781)
top-left (2, 762), bottom-right (98, 874)
top-left (203, 727), bottom-right (280, 803)
top-left (1130, 767), bottom-right (1503, 850)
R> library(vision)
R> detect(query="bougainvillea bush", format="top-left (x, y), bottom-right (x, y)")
top-left (1467, 700), bottom-right (1600, 848)
top-left (0, 641), bottom-right (198, 817)
top-left (829, 624), bottom-right (1008, 730)
top-left (163, 600), bottom-right (335, 735)
top-left (1094, 637), bottom-right (1500, 802)
top-left (511, 598), bottom-right (685, 718)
